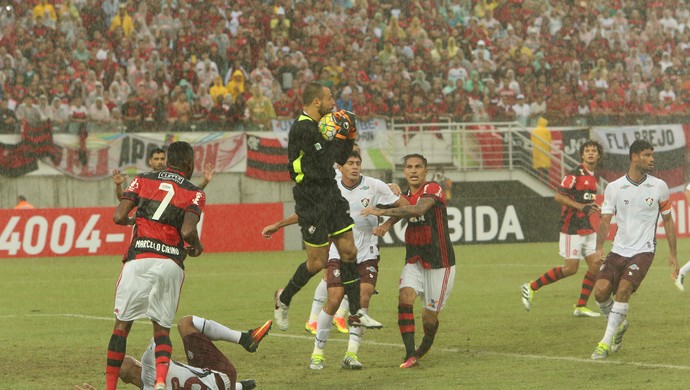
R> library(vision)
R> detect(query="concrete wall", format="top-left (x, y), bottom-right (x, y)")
top-left (1, 169), bottom-right (390, 209)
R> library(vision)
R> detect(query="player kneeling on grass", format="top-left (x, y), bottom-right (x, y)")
top-left (362, 154), bottom-right (456, 368)
top-left (590, 140), bottom-right (677, 360)
top-left (79, 315), bottom-right (271, 390)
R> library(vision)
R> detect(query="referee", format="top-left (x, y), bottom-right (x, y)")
top-left (273, 82), bottom-right (382, 332)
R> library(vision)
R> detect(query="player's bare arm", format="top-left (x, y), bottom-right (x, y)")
top-left (362, 197), bottom-right (435, 219)
top-left (662, 212), bottom-right (679, 279)
top-left (262, 213), bottom-right (299, 238)
top-left (371, 195), bottom-right (409, 236)
top-left (112, 169), bottom-right (127, 200)
top-left (198, 163), bottom-right (215, 190)
top-left (113, 199), bottom-right (137, 226)
top-left (387, 183), bottom-right (402, 195)
top-left (182, 212), bottom-right (203, 257)
top-left (554, 192), bottom-right (600, 216)
top-left (595, 213), bottom-right (613, 261)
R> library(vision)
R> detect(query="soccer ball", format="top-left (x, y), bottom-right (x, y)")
top-left (318, 113), bottom-right (338, 141)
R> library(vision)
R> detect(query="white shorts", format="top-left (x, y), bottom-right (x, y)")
top-left (559, 232), bottom-right (596, 260)
top-left (113, 258), bottom-right (185, 328)
top-left (399, 262), bottom-right (455, 312)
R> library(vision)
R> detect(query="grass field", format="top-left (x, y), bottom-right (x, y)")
top-left (2, 240), bottom-right (689, 389)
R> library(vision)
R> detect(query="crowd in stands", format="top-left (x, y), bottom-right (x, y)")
top-left (0, 0), bottom-right (689, 135)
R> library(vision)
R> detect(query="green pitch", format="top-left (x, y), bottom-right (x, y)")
top-left (1, 241), bottom-right (689, 389)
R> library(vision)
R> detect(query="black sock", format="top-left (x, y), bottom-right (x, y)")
top-left (281, 261), bottom-right (317, 306)
top-left (341, 261), bottom-right (361, 313)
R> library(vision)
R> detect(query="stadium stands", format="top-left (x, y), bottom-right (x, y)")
top-left (0, 0), bottom-right (689, 134)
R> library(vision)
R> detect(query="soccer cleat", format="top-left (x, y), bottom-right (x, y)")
top-left (154, 383), bottom-right (166, 390)
top-left (243, 320), bottom-right (272, 352)
top-left (399, 356), bottom-right (418, 368)
top-left (274, 288), bottom-right (289, 331)
top-left (309, 354), bottom-right (325, 370)
top-left (342, 352), bottom-right (363, 370)
top-left (573, 305), bottom-right (602, 318)
top-left (591, 342), bottom-right (610, 360)
top-left (333, 316), bottom-right (349, 334)
top-left (239, 380), bottom-right (256, 390)
top-left (521, 282), bottom-right (534, 311)
top-left (305, 321), bottom-right (317, 335)
top-left (676, 274), bottom-right (685, 292)
top-left (348, 309), bottom-right (383, 329)
top-left (611, 320), bottom-right (629, 353)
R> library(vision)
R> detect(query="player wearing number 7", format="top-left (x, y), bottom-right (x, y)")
top-left (107, 141), bottom-right (206, 390)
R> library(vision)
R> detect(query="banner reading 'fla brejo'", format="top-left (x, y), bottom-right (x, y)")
top-left (593, 125), bottom-right (687, 191)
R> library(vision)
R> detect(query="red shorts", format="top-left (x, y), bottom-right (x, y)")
top-left (597, 252), bottom-right (654, 292)
top-left (182, 332), bottom-right (236, 388)
top-left (326, 258), bottom-right (380, 288)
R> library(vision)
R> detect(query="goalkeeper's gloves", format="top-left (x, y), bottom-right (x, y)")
top-left (333, 110), bottom-right (357, 140)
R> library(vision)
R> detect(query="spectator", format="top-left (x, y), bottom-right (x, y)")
top-left (15, 195), bottom-right (34, 209)
top-left (88, 97), bottom-right (111, 132)
top-left (245, 85), bottom-right (276, 130)
top-left (121, 93), bottom-right (141, 133)
top-left (512, 94), bottom-right (531, 127)
top-left (531, 117), bottom-right (552, 180)
top-left (68, 95), bottom-right (89, 134)
top-left (270, 7), bottom-right (290, 42)
top-left (32, 0), bottom-right (57, 24)
top-left (110, 4), bottom-right (134, 38)
top-left (0, 98), bottom-right (17, 134)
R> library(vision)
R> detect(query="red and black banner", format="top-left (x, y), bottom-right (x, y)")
top-left (0, 141), bottom-right (38, 177)
top-left (245, 134), bottom-right (290, 182)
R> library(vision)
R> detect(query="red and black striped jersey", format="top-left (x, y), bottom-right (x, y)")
top-left (558, 164), bottom-right (597, 235)
top-left (121, 168), bottom-right (206, 267)
top-left (402, 181), bottom-right (456, 269)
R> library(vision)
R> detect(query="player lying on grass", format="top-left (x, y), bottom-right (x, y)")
top-left (80, 315), bottom-right (271, 389)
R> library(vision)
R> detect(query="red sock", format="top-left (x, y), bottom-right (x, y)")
top-left (106, 329), bottom-right (128, 390)
top-left (531, 266), bottom-right (564, 291)
top-left (576, 271), bottom-right (596, 306)
top-left (154, 331), bottom-right (172, 386)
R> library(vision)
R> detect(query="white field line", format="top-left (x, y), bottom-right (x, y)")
top-left (7, 313), bottom-right (688, 371)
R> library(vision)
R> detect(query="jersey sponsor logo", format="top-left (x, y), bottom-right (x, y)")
top-left (583, 193), bottom-right (596, 201)
top-left (361, 197), bottom-right (370, 207)
top-left (192, 192), bottom-right (203, 206)
top-left (134, 238), bottom-right (181, 256)
top-left (360, 185), bottom-right (370, 190)
top-left (157, 171), bottom-right (185, 184)
top-left (621, 184), bottom-right (630, 189)
top-left (645, 197), bottom-right (654, 206)
top-left (127, 177), bottom-right (140, 191)
top-left (624, 200), bottom-right (629, 205)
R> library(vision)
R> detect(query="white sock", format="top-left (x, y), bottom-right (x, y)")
top-left (313, 310), bottom-right (333, 354)
top-left (347, 308), bottom-right (365, 354)
top-left (600, 302), bottom-right (628, 346)
top-left (192, 316), bottom-right (242, 344)
top-left (310, 279), bottom-right (327, 322)
top-left (236, 383), bottom-right (243, 390)
top-left (597, 297), bottom-right (614, 319)
top-left (680, 260), bottom-right (690, 277)
top-left (336, 295), bottom-right (350, 318)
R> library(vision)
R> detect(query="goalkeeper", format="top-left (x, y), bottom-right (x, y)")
top-left (272, 82), bottom-right (383, 333)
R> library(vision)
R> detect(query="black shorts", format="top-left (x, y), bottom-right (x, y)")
top-left (182, 332), bottom-right (236, 387)
top-left (294, 183), bottom-right (354, 246)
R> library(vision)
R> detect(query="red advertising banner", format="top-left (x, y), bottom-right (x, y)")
top-left (0, 204), bottom-right (283, 258)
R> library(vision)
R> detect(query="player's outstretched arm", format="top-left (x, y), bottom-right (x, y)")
top-left (112, 169), bottom-right (127, 201)
top-left (262, 213), bottom-right (299, 238)
top-left (362, 197), bottom-right (434, 219)
top-left (197, 163), bottom-right (215, 190)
